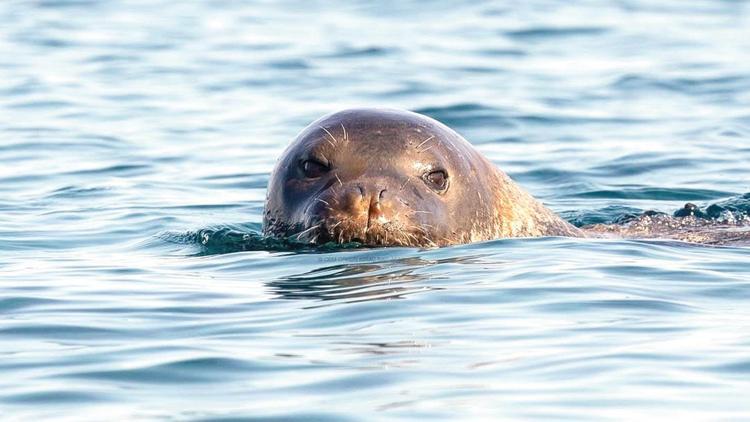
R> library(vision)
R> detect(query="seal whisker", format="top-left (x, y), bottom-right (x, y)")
top-left (416, 135), bottom-right (434, 149)
top-left (335, 173), bottom-right (343, 187)
top-left (399, 176), bottom-right (412, 192)
top-left (294, 223), bottom-right (321, 241)
top-left (329, 221), bottom-right (343, 230)
top-left (320, 125), bottom-right (339, 147)
top-left (340, 123), bottom-right (348, 142)
top-left (440, 137), bottom-right (459, 156)
top-left (315, 198), bottom-right (331, 207)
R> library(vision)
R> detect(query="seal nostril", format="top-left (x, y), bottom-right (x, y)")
top-left (378, 189), bottom-right (387, 201)
top-left (357, 185), bottom-right (365, 198)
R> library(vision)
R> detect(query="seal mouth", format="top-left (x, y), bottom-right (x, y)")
top-left (294, 218), bottom-right (435, 247)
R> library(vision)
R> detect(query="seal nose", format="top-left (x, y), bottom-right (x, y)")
top-left (340, 185), bottom-right (388, 216)
top-left (367, 188), bottom-right (388, 227)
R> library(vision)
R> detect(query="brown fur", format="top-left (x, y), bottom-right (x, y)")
top-left (263, 108), bottom-right (582, 247)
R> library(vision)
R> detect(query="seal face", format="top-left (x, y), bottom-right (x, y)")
top-left (263, 108), bottom-right (582, 247)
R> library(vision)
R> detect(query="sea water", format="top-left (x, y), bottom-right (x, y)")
top-left (2, 0), bottom-right (750, 420)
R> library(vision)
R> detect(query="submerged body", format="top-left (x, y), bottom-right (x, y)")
top-left (585, 212), bottom-right (750, 246)
top-left (263, 108), bottom-right (582, 247)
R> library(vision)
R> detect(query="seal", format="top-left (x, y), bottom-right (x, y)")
top-left (262, 108), bottom-right (583, 247)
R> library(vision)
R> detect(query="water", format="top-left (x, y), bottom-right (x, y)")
top-left (2, 0), bottom-right (750, 419)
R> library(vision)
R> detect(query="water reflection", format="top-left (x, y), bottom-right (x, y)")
top-left (4, 0), bottom-right (750, 418)
top-left (268, 257), bottom-right (437, 302)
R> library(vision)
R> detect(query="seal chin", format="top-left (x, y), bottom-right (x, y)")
top-left (309, 222), bottom-right (387, 245)
top-left (307, 220), bottom-right (432, 247)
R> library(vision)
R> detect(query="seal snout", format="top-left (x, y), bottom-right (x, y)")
top-left (365, 187), bottom-right (390, 229)
top-left (311, 181), bottom-right (405, 245)
top-left (348, 183), bottom-right (393, 231)
top-left (368, 192), bottom-right (387, 226)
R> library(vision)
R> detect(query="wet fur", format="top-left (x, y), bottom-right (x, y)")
top-left (263, 108), bottom-right (582, 247)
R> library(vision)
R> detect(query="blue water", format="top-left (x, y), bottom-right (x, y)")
top-left (2, 0), bottom-right (750, 419)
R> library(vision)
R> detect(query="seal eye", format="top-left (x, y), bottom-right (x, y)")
top-left (301, 159), bottom-right (329, 178)
top-left (424, 170), bottom-right (448, 191)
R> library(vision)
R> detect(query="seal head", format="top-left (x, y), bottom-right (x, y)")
top-left (263, 108), bottom-right (582, 247)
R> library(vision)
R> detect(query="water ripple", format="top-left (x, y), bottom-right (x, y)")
top-left (2, 0), bottom-right (750, 419)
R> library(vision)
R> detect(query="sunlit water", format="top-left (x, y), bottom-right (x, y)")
top-left (2, 0), bottom-right (750, 420)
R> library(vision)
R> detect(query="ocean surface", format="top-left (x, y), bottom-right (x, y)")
top-left (2, 0), bottom-right (750, 420)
